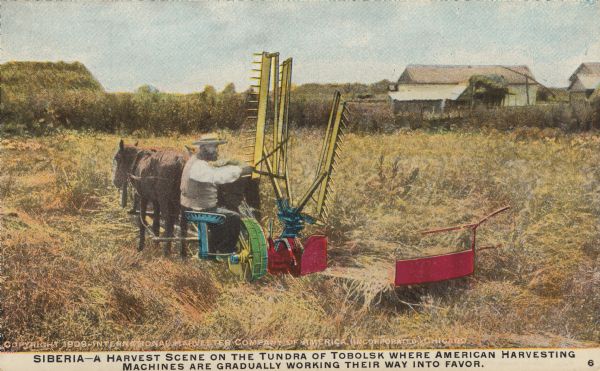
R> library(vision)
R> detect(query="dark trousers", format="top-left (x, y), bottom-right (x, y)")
top-left (180, 206), bottom-right (241, 255)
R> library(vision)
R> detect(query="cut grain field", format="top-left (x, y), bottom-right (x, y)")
top-left (1, 129), bottom-right (599, 351)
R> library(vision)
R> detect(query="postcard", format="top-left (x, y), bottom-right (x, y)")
top-left (0, 1), bottom-right (599, 370)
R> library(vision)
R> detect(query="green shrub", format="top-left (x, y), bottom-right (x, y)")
top-left (2, 61), bottom-right (599, 136)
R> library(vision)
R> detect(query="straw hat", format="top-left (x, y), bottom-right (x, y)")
top-left (192, 133), bottom-right (227, 147)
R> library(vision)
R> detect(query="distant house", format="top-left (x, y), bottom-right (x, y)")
top-left (568, 62), bottom-right (600, 99)
top-left (389, 65), bottom-right (539, 114)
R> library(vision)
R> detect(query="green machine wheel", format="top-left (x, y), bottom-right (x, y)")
top-left (228, 218), bottom-right (268, 281)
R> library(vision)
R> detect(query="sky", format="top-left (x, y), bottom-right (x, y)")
top-left (2, 1), bottom-right (600, 93)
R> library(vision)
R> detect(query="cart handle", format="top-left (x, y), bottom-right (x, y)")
top-left (420, 206), bottom-right (511, 235)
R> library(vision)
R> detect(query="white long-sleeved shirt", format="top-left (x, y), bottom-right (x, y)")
top-left (180, 156), bottom-right (242, 210)
top-left (189, 160), bottom-right (242, 184)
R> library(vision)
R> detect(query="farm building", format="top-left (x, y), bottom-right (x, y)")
top-left (389, 65), bottom-right (539, 114)
top-left (568, 62), bottom-right (600, 99)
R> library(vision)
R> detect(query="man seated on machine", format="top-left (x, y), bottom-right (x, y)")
top-left (179, 134), bottom-right (251, 255)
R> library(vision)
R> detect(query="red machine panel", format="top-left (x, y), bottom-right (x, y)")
top-left (394, 249), bottom-right (474, 286)
top-left (299, 235), bottom-right (327, 275)
top-left (267, 235), bottom-right (328, 277)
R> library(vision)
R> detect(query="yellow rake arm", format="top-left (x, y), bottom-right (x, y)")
top-left (294, 91), bottom-right (347, 219)
top-left (278, 58), bottom-right (293, 202)
top-left (247, 52), bottom-right (272, 179)
top-left (271, 53), bottom-right (280, 173)
top-left (315, 92), bottom-right (348, 222)
top-left (247, 52), bottom-right (293, 201)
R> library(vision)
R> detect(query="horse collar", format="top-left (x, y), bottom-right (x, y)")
top-left (128, 150), bottom-right (149, 181)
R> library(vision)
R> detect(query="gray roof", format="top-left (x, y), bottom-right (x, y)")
top-left (569, 62), bottom-right (600, 82)
top-left (397, 65), bottom-right (536, 85)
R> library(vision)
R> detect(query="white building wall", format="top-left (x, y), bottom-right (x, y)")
top-left (503, 85), bottom-right (538, 106)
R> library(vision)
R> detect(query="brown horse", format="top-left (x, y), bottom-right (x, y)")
top-left (112, 140), bottom-right (261, 257)
top-left (112, 139), bottom-right (186, 254)
top-left (118, 143), bottom-right (185, 212)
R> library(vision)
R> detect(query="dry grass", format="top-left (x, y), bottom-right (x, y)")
top-left (1, 129), bottom-right (599, 351)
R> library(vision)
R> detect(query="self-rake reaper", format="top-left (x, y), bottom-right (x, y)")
top-left (182, 51), bottom-right (348, 281)
top-left (123, 52), bottom-right (507, 289)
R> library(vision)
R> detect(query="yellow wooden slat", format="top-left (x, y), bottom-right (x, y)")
top-left (316, 96), bottom-right (345, 216)
top-left (271, 53), bottom-right (280, 174)
top-left (280, 59), bottom-right (293, 202)
top-left (278, 58), bottom-right (292, 192)
top-left (251, 52), bottom-right (271, 178)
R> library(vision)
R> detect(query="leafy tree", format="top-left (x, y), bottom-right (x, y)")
top-left (135, 85), bottom-right (160, 95)
top-left (222, 83), bottom-right (236, 95)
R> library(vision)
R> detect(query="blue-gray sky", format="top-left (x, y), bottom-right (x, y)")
top-left (2, 1), bottom-right (599, 92)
